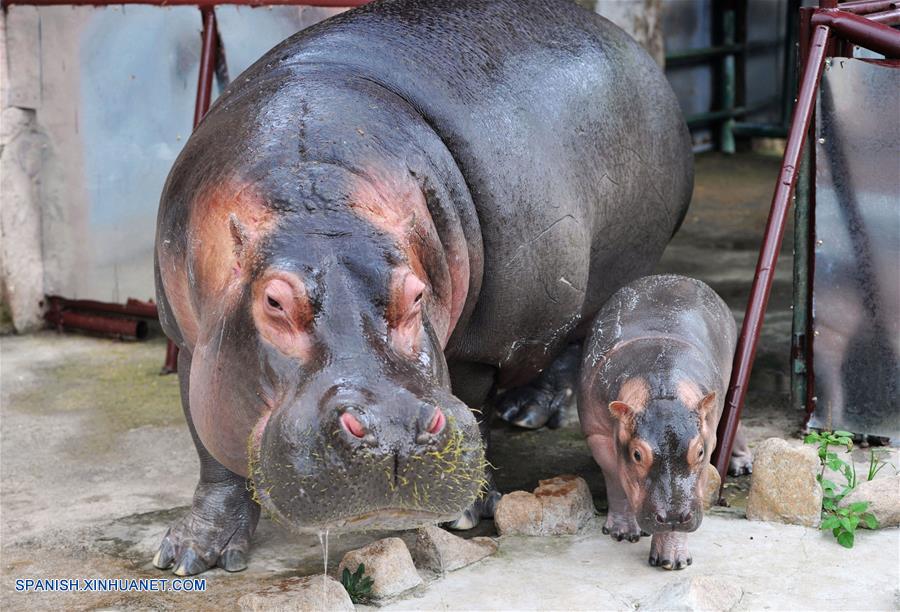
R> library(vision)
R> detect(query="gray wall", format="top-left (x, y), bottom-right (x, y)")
top-left (1, 2), bottom-right (792, 330)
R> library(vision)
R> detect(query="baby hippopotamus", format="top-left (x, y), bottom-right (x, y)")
top-left (578, 274), bottom-right (751, 569)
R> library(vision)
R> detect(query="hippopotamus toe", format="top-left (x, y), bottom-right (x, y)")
top-left (603, 512), bottom-right (644, 543)
top-left (154, 476), bottom-right (259, 576)
top-left (649, 532), bottom-right (692, 571)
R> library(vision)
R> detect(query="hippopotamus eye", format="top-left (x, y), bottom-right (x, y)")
top-left (413, 292), bottom-right (423, 304)
top-left (266, 295), bottom-right (283, 311)
top-left (632, 449), bottom-right (642, 463)
top-left (698, 447), bottom-right (705, 459)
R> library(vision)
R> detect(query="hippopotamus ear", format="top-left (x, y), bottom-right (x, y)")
top-left (697, 392), bottom-right (719, 427)
top-left (608, 400), bottom-right (637, 421)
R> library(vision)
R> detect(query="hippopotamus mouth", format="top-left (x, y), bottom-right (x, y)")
top-left (247, 394), bottom-right (486, 534)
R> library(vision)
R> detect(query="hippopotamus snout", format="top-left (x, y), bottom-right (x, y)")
top-left (250, 375), bottom-right (484, 534)
top-left (639, 477), bottom-right (703, 534)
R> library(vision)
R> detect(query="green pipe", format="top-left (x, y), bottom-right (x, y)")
top-left (731, 122), bottom-right (789, 138)
top-left (665, 40), bottom-right (784, 67)
top-left (791, 146), bottom-right (812, 416)
top-left (684, 96), bottom-right (779, 128)
top-left (720, 7), bottom-right (737, 154)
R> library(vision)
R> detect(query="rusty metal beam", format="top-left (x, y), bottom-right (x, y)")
top-left (813, 8), bottom-right (900, 56)
top-left (3, 0), bottom-right (367, 6)
top-left (712, 24), bottom-right (833, 486)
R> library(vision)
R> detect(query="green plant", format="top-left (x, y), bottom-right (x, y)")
top-left (340, 563), bottom-right (374, 604)
top-left (803, 430), bottom-right (879, 548)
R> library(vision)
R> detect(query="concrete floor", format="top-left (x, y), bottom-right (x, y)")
top-left (2, 152), bottom-right (898, 611)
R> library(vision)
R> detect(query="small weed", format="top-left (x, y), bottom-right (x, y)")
top-left (340, 563), bottom-right (374, 604)
top-left (803, 430), bottom-right (887, 548)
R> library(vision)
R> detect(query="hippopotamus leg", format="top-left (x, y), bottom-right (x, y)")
top-left (152, 350), bottom-right (260, 576)
top-left (649, 532), bottom-right (692, 570)
top-left (728, 422), bottom-right (753, 476)
top-left (444, 362), bottom-right (502, 530)
top-left (496, 342), bottom-right (582, 430)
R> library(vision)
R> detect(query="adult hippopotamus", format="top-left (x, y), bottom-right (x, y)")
top-left (153, 0), bottom-right (692, 575)
top-left (578, 275), bottom-right (750, 570)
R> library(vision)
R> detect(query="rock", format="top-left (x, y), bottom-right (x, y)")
top-left (643, 576), bottom-right (743, 612)
top-left (337, 537), bottom-right (422, 599)
top-left (840, 474), bottom-right (900, 528)
top-left (746, 437), bottom-right (822, 527)
top-left (495, 490), bottom-right (544, 536)
top-left (238, 575), bottom-right (354, 612)
top-left (703, 463), bottom-right (721, 511)
top-left (495, 474), bottom-right (595, 536)
top-left (412, 525), bottom-right (498, 573)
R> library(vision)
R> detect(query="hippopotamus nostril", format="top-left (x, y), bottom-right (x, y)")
top-left (655, 513), bottom-right (667, 524)
top-left (679, 511), bottom-right (693, 524)
top-left (415, 407), bottom-right (446, 445)
top-left (427, 408), bottom-right (445, 435)
top-left (339, 411), bottom-right (366, 439)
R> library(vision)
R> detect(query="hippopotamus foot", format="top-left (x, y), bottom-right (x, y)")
top-left (444, 487), bottom-right (502, 530)
top-left (153, 472), bottom-right (260, 576)
top-left (648, 532), bottom-right (692, 570)
top-left (602, 511), bottom-right (644, 543)
top-left (728, 423), bottom-right (753, 476)
top-left (496, 342), bottom-right (581, 430)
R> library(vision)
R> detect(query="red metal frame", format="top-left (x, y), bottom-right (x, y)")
top-left (711, 1), bottom-right (900, 488)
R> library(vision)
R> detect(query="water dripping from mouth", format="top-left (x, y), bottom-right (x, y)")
top-left (318, 529), bottom-right (330, 607)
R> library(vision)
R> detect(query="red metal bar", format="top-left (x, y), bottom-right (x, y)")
top-left (46, 309), bottom-right (149, 340)
top-left (46, 295), bottom-right (159, 319)
top-left (713, 24), bottom-right (832, 484)
top-left (837, 0), bottom-right (898, 14)
top-left (2, 0), bottom-right (368, 6)
top-left (194, 7), bottom-right (217, 126)
top-left (864, 7), bottom-right (900, 24)
top-left (812, 8), bottom-right (900, 57)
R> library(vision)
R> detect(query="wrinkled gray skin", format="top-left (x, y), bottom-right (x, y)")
top-left (153, 0), bottom-right (693, 575)
top-left (579, 275), bottom-right (750, 569)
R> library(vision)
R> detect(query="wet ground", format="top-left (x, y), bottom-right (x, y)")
top-left (1, 152), bottom-right (897, 610)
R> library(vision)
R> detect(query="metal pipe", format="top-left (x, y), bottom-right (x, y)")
top-left (836, 0), bottom-right (898, 15)
top-left (46, 295), bottom-right (159, 319)
top-left (712, 24), bottom-right (832, 484)
top-left (46, 309), bottom-right (149, 340)
top-left (2, 0), bottom-right (368, 6)
top-left (812, 8), bottom-right (900, 57)
top-left (720, 4), bottom-right (738, 153)
top-left (868, 7), bottom-right (900, 24)
top-left (194, 7), bottom-right (217, 127)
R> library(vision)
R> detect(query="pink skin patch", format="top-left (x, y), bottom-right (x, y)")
top-left (388, 269), bottom-right (427, 356)
top-left (427, 408), bottom-right (446, 435)
top-left (251, 272), bottom-right (315, 361)
top-left (340, 412), bottom-right (366, 438)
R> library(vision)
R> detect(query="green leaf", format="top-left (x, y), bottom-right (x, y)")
top-left (836, 530), bottom-right (855, 548)
top-left (839, 517), bottom-right (853, 532)
top-left (848, 515), bottom-right (860, 530)
top-left (847, 501), bottom-right (869, 513)
top-left (820, 516), bottom-right (841, 530)
top-left (804, 433), bottom-right (819, 444)
top-left (832, 526), bottom-right (842, 537)
top-left (827, 457), bottom-right (845, 471)
top-left (833, 430), bottom-right (854, 438)
top-left (862, 513), bottom-right (879, 529)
